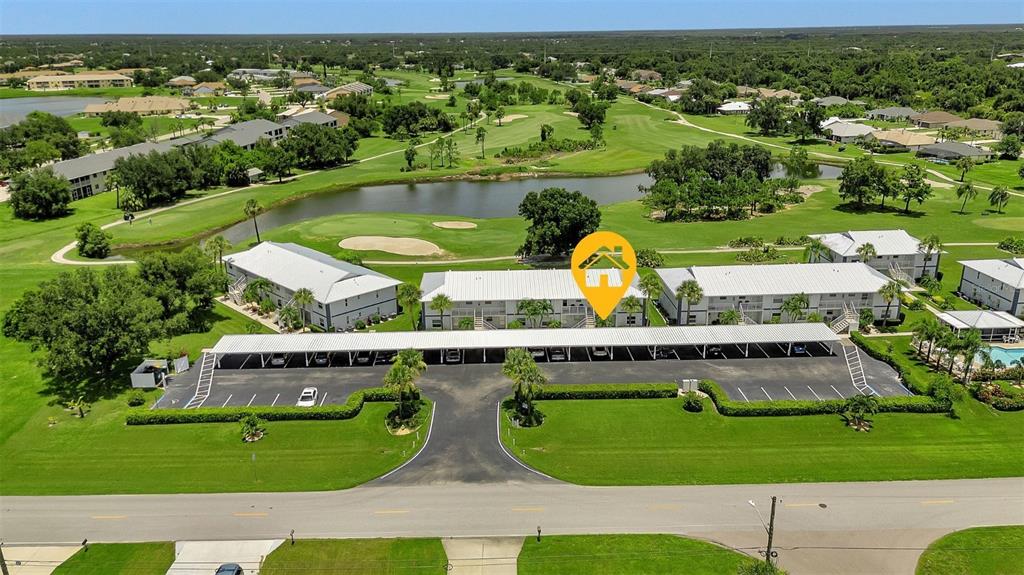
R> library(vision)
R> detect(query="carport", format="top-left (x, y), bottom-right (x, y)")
top-left (209, 323), bottom-right (840, 368)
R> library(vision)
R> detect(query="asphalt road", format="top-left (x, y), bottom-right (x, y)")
top-left (2, 478), bottom-right (1021, 575)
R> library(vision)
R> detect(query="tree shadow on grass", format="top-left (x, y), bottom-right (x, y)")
top-left (831, 201), bottom-right (925, 218)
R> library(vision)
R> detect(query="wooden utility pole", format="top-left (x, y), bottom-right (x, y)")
top-left (765, 495), bottom-right (778, 566)
top-left (0, 541), bottom-right (10, 575)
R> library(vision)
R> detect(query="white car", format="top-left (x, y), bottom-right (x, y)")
top-left (296, 387), bottom-right (318, 407)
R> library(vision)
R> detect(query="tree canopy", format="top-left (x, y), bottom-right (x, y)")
top-left (517, 187), bottom-right (601, 256)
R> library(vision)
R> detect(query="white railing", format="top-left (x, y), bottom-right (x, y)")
top-left (185, 352), bottom-right (215, 409)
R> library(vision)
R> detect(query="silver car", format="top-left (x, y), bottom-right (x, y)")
top-left (296, 387), bottom-right (318, 407)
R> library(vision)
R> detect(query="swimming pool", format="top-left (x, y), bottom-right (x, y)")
top-left (987, 346), bottom-right (1024, 365)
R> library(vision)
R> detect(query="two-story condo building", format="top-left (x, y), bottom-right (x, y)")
top-left (224, 242), bottom-right (401, 331)
top-left (810, 229), bottom-right (939, 281)
top-left (419, 269), bottom-right (646, 330)
top-left (958, 258), bottom-right (1024, 318)
top-left (656, 262), bottom-right (899, 326)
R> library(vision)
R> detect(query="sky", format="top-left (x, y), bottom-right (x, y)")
top-left (2, 0), bottom-right (1022, 35)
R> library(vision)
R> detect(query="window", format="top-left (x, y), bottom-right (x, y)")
top-left (626, 315), bottom-right (637, 326)
top-left (432, 320), bottom-right (442, 328)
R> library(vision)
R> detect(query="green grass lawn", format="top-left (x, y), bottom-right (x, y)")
top-left (261, 538), bottom-right (448, 575)
top-left (66, 115), bottom-right (201, 139)
top-left (501, 395), bottom-right (1023, 486)
top-left (149, 301), bottom-right (273, 361)
top-left (53, 543), bottom-right (174, 575)
top-left (916, 526), bottom-right (1024, 575)
top-left (517, 534), bottom-right (754, 575)
top-left (0, 86), bottom-right (162, 99)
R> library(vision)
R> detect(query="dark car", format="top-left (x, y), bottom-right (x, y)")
top-left (792, 344), bottom-right (807, 355)
top-left (354, 351), bottom-right (373, 364)
top-left (313, 352), bottom-right (330, 366)
top-left (445, 349), bottom-right (462, 363)
top-left (215, 564), bottom-right (244, 575)
top-left (528, 347), bottom-right (547, 360)
top-left (269, 353), bottom-right (287, 367)
top-left (549, 347), bottom-right (567, 361)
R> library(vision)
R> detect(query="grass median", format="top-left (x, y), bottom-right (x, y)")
top-left (916, 526), bottom-right (1024, 575)
top-left (261, 539), bottom-right (448, 575)
top-left (53, 542), bottom-right (174, 575)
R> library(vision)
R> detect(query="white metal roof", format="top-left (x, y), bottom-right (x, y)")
top-left (811, 229), bottom-right (925, 257)
top-left (420, 269), bottom-right (644, 302)
top-left (655, 262), bottom-right (893, 297)
top-left (960, 258), bottom-right (1024, 289)
top-left (717, 101), bottom-right (751, 112)
top-left (825, 121), bottom-right (876, 138)
top-left (937, 310), bottom-right (1024, 330)
top-left (224, 242), bottom-right (401, 304)
top-left (211, 323), bottom-right (840, 355)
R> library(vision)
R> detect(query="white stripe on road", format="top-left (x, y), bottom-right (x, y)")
top-left (271, 393), bottom-right (280, 407)
top-left (761, 387), bottom-right (772, 401)
top-left (784, 386), bottom-right (797, 400)
top-left (737, 388), bottom-right (750, 403)
top-left (319, 393), bottom-right (328, 406)
top-left (221, 394), bottom-right (232, 407)
top-left (830, 385), bottom-right (844, 399)
top-left (807, 386), bottom-right (822, 401)
top-left (246, 394), bottom-right (256, 407)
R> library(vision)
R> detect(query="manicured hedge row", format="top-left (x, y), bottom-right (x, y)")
top-left (535, 383), bottom-right (679, 400)
top-left (849, 332), bottom-right (928, 395)
top-left (698, 380), bottom-right (948, 416)
top-left (126, 387), bottom-right (398, 425)
top-left (992, 396), bottom-right (1024, 411)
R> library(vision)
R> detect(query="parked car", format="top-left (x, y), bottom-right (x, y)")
top-left (792, 344), bottom-right (807, 355)
top-left (269, 353), bottom-right (287, 367)
top-left (215, 563), bottom-right (244, 575)
top-left (528, 347), bottom-right (547, 360)
top-left (649, 346), bottom-right (673, 359)
top-left (376, 350), bottom-right (397, 364)
top-left (354, 351), bottom-right (373, 364)
top-left (549, 347), bottom-right (567, 361)
top-left (590, 346), bottom-right (610, 359)
top-left (707, 345), bottom-right (723, 357)
top-left (296, 387), bottom-right (318, 407)
top-left (445, 349), bottom-right (462, 363)
top-left (312, 352), bottom-right (330, 366)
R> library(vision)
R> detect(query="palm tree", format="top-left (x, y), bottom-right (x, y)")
top-left (917, 234), bottom-right (942, 269)
top-left (397, 283), bottom-right (423, 330)
top-left (395, 349), bottom-right (427, 376)
top-left (781, 293), bottom-right (809, 323)
top-left (1011, 357), bottom-right (1024, 387)
top-left (503, 348), bottom-right (545, 426)
top-left (243, 199), bottom-right (264, 243)
top-left (843, 394), bottom-right (880, 432)
top-left (383, 362), bottom-right (420, 421)
top-left (878, 281), bottom-right (902, 323)
top-left (803, 237), bottom-right (827, 263)
top-left (621, 295), bottom-right (643, 325)
top-left (204, 235), bottom-right (231, 270)
top-left (429, 294), bottom-right (453, 329)
top-left (806, 311), bottom-right (823, 323)
top-left (444, 137), bottom-right (458, 167)
top-left (956, 182), bottom-right (977, 214)
top-left (988, 186), bottom-right (1011, 214)
top-left (675, 279), bottom-right (703, 326)
top-left (475, 127), bottom-right (487, 159)
top-left (957, 329), bottom-right (984, 383)
top-left (912, 316), bottom-right (941, 355)
top-left (277, 305), bottom-right (300, 331)
top-left (639, 274), bottom-right (662, 325)
top-left (495, 106), bottom-right (506, 126)
top-left (517, 298), bottom-right (553, 328)
top-left (292, 287), bottom-right (314, 331)
top-left (242, 277), bottom-right (273, 306)
top-left (856, 242), bottom-right (877, 262)
top-left (718, 309), bottom-right (741, 325)
top-left (955, 156), bottom-right (974, 181)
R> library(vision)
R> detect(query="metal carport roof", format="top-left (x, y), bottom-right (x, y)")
top-left (211, 323), bottom-right (840, 355)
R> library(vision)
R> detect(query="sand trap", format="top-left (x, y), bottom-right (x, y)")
top-left (433, 220), bottom-right (478, 229)
top-left (497, 114), bottom-right (528, 124)
top-left (340, 236), bottom-right (442, 256)
top-left (797, 185), bottom-right (824, 198)
top-left (424, 94), bottom-right (450, 100)
top-left (563, 111), bottom-right (579, 117)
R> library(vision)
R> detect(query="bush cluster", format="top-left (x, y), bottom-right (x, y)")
top-left (728, 236), bottom-right (765, 248)
top-left (535, 383), bottom-right (679, 400)
top-left (681, 391), bottom-right (704, 412)
top-left (996, 236), bottom-right (1024, 255)
top-left (126, 387), bottom-right (397, 425)
top-left (698, 380), bottom-right (948, 416)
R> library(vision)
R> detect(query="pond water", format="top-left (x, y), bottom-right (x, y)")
top-left (0, 96), bottom-right (107, 127)
top-left (216, 163), bottom-right (841, 245)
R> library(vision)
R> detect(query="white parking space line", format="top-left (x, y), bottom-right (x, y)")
top-left (221, 394), bottom-right (232, 407)
top-left (271, 393), bottom-right (280, 407)
top-left (807, 386), bottom-right (822, 400)
top-left (246, 394), bottom-right (256, 407)
top-left (761, 387), bottom-right (772, 400)
top-left (830, 385), bottom-right (845, 398)
top-left (737, 388), bottom-right (750, 403)
top-left (319, 393), bottom-right (328, 406)
top-left (785, 386), bottom-right (797, 400)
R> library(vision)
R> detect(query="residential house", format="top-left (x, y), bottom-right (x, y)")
top-left (757, 88), bottom-right (800, 101)
top-left (655, 262), bottom-right (900, 326)
top-left (944, 118), bottom-right (1004, 138)
top-left (51, 141), bottom-right (176, 200)
top-left (916, 141), bottom-right (993, 162)
top-left (27, 72), bottom-right (133, 90)
top-left (735, 85), bottom-right (760, 97)
top-left (82, 96), bottom-right (191, 116)
top-left (166, 75), bottom-right (196, 88)
top-left (868, 129), bottom-right (936, 151)
top-left (865, 106), bottom-right (919, 121)
top-left (296, 84), bottom-right (332, 97)
top-left (717, 101), bottom-right (751, 115)
top-left (824, 121), bottom-right (876, 143)
top-left (958, 258), bottom-right (1024, 318)
top-left (809, 229), bottom-right (940, 280)
top-left (419, 269), bottom-right (646, 330)
top-left (813, 95), bottom-right (862, 107)
top-left (910, 110), bottom-right (962, 128)
top-left (632, 69), bottom-right (662, 82)
top-left (280, 110), bottom-right (338, 130)
top-left (322, 81), bottom-right (373, 100)
top-left (224, 242), bottom-right (401, 331)
top-left (198, 119), bottom-right (286, 150)
top-left (191, 81), bottom-right (226, 96)
top-left (328, 110), bottom-right (351, 126)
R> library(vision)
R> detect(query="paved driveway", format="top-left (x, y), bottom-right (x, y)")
top-left (167, 539), bottom-right (282, 575)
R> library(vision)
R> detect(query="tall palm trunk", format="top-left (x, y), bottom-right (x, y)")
top-left (252, 217), bottom-right (261, 243)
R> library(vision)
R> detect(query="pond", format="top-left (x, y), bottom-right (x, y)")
top-left (216, 163), bottom-right (840, 245)
top-left (0, 96), bottom-right (107, 127)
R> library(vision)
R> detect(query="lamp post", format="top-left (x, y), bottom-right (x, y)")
top-left (748, 497), bottom-right (778, 567)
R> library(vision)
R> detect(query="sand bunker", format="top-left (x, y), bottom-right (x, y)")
top-left (797, 185), bottom-right (824, 198)
top-left (424, 94), bottom-right (450, 100)
top-left (433, 221), bottom-right (478, 229)
top-left (339, 236), bottom-right (442, 256)
top-left (563, 111), bottom-right (579, 117)
top-left (497, 114), bottom-right (528, 124)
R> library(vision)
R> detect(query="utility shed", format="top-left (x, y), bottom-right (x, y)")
top-left (131, 359), bottom-right (168, 388)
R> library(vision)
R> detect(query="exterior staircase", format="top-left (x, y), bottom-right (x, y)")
top-left (830, 301), bottom-right (858, 334)
top-left (842, 341), bottom-right (874, 396)
top-left (227, 275), bottom-right (247, 304)
top-left (889, 262), bottom-right (913, 286)
top-left (185, 352), bottom-right (215, 409)
top-left (737, 303), bottom-right (757, 325)
top-left (585, 308), bottom-right (596, 328)
top-left (473, 311), bottom-right (496, 330)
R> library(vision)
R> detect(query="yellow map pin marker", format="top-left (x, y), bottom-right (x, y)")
top-left (571, 231), bottom-right (637, 320)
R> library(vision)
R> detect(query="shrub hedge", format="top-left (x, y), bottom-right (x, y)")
top-left (698, 380), bottom-right (948, 416)
top-left (535, 383), bottom-right (679, 400)
top-left (992, 396), bottom-right (1024, 411)
top-left (126, 387), bottom-right (398, 425)
top-left (850, 332), bottom-right (929, 395)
